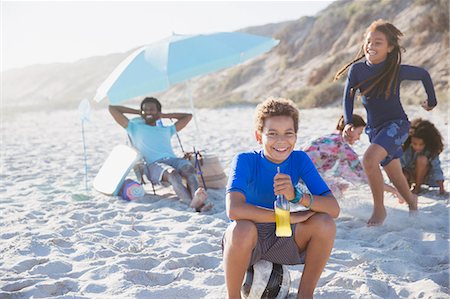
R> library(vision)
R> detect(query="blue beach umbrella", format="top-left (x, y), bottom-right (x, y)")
top-left (93, 31), bottom-right (279, 104)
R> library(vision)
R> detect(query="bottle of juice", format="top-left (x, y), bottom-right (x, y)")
top-left (274, 167), bottom-right (292, 237)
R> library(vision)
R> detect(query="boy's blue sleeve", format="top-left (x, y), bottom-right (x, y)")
top-left (299, 152), bottom-right (331, 196)
top-left (226, 153), bottom-right (251, 197)
top-left (343, 64), bottom-right (357, 125)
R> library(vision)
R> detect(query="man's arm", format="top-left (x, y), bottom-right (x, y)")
top-left (108, 105), bottom-right (140, 129)
top-left (160, 112), bottom-right (192, 132)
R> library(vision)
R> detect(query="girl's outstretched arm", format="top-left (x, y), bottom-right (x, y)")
top-left (400, 65), bottom-right (437, 110)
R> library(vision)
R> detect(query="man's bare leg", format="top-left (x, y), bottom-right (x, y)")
top-left (180, 165), bottom-right (200, 198)
top-left (180, 165), bottom-right (211, 211)
top-left (163, 170), bottom-right (191, 203)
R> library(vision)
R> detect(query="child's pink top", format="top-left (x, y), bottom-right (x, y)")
top-left (303, 132), bottom-right (367, 185)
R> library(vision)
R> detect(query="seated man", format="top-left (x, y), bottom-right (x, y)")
top-left (109, 97), bottom-right (209, 212)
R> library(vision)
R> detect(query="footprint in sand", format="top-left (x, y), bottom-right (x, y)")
top-left (187, 242), bottom-right (219, 254)
top-left (29, 261), bottom-right (72, 278)
top-left (120, 257), bottom-right (161, 270)
top-left (163, 255), bottom-right (221, 271)
top-left (124, 270), bottom-right (175, 286)
top-left (11, 258), bottom-right (49, 274)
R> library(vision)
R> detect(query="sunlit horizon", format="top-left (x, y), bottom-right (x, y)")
top-left (1, 1), bottom-right (333, 72)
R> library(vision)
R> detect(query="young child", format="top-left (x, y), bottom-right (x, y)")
top-left (222, 97), bottom-right (340, 299)
top-left (401, 118), bottom-right (446, 195)
top-left (334, 19), bottom-right (437, 226)
top-left (304, 114), bottom-right (405, 202)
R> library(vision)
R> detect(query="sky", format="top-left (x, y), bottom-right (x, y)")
top-left (1, 1), bottom-right (333, 72)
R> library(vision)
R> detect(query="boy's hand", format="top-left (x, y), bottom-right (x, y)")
top-left (421, 100), bottom-right (434, 111)
top-left (290, 210), bottom-right (316, 224)
top-left (274, 173), bottom-right (295, 200)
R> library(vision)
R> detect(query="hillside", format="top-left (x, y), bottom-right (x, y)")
top-left (2, 0), bottom-right (448, 114)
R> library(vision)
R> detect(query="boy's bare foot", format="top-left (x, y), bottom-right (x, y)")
top-left (411, 185), bottom-right (422, 195)
top-left (367, 206), bottom-right (387, 226)
top-left (190, 187), bottom-right (209, 212)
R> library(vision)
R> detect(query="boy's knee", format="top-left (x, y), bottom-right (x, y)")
top-left (226, 220), bottom-right (257, 250)
top-left (310, 213), bottom-right (336, 237)
top-left (415, 155), bottom-right (428, 167)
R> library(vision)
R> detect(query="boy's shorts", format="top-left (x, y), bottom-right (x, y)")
top-left (222, 222), bottom-right (306, 266)
top-left (365, 119), bottom-right (410, 166)
top-left (145, 157), bottom-right (193, 184)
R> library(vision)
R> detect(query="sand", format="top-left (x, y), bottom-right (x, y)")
top-left (0, 105), bottom-right (448, 298)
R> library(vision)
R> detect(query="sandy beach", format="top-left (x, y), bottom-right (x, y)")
top-left (1, 105), bottom-right (448, 298)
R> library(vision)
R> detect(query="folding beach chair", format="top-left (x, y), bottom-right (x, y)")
top-left (127, 119), bottom-right (207, 195)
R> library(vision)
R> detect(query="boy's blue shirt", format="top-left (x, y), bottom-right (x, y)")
top-left (343, 61), bottom-right (437, 128)
top-left (227, 150), bottom-right (331, 209)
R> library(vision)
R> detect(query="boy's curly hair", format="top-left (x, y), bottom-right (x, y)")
top-left (254, 97), bottom-right (299, 134)
top-left (403, 118), bottom-right (444, 158)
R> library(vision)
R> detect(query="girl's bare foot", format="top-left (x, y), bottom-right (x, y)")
top-left (367, 206), bottom-right (387, 226)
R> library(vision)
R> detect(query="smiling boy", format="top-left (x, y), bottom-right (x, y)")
top-left (222, 97), bottom-right (340, 299)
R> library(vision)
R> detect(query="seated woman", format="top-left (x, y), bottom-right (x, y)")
top-left (303, 114), bottom-right (405, 203)
top-left (222, 97), bottom-right (339, 299)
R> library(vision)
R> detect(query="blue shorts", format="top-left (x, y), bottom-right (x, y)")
top-left (144, 157), bottom-right (193, 184)
top-left (365, 119), bottom-right (410, 166)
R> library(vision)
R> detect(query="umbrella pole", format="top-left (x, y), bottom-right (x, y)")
top-left (187, 82), bottom-right (203, 146)
top-left (81, 120), bottom-right (89, 192)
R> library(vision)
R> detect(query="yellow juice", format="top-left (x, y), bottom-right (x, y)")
top-left (275, 206), bottom-right (292, 237)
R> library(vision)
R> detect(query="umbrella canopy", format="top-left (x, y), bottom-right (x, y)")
top-left (94, 31), bottom-right (279, 104)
